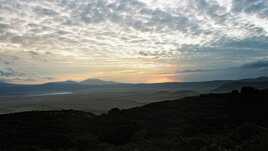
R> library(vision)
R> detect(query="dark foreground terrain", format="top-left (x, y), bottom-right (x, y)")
top-left (0, 87), bottom-right (268, 151)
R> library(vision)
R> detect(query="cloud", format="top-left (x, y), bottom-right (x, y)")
top-left (175, 59), bottom-right (268, 82)
top-left (0, 66), bottom-right (55, 83)
top-left (0, 0), bottom-right (268, 83)
top-left (232, 0), bottom-right (268, 15)
top-left (176, 68), bottom-right (218, 74)
top-left (241, 60), bottom-right (268, 69)
top-left (0, 67), bottom-right (17, 77)
top-left (4, 0), bottom-right (266, 58)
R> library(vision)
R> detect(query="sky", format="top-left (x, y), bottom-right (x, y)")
top-left (0, 0), bottom-right (268, 84)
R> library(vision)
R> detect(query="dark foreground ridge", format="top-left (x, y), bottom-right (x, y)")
top-left (1, 87), bottom-right (268, 151)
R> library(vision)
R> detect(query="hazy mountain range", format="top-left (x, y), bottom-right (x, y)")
top-left (1, 77), bottom-right (268, 96)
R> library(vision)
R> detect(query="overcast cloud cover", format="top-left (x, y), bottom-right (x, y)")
top-left (0, 0), bottom-right (268, 83)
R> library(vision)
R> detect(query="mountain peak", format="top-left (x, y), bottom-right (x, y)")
top-left (80, 79), bottom-right (118, 85)
top-left (62, 80), bottom-right (78, 84)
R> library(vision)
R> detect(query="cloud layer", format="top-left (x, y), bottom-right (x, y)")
top-left (0, 0), bottom-right (268, 83)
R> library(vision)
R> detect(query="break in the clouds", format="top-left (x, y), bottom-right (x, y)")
top-left (0, 0), bottom-right (268, 83)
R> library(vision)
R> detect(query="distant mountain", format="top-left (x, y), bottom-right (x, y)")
top-left (0, 81), bottom-right (81, 96)
top-left (0, 81), bottom-right (10, 86)
top-left (1, 77), bottom-right (268, 96)
top-left (241, 76), bottom-right (268, 82)
top-left (0, 79), bottom-right (122, 96)
top-left (60, 80), bottom-right (78, 85)
top-left (213, 76), bottom-right (268, 92)
top-left (0, 80), bottom-right (6, 84)
top-left (80, 79), bottom-right (119, 85)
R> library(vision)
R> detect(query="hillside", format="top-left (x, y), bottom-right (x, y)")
top-left (0, 87), bottom-right (268, 151)
top-left (214, 77), bottom-right (268, 92)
